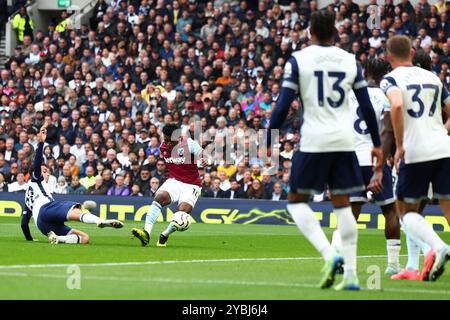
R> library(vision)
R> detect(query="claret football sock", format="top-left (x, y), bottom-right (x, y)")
top-left (287, 203), bottom-right (334, 261)
top-left (144, 201), bottom-right (162, 236)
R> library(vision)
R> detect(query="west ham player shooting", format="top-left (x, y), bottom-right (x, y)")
top-left (21, 125), bottom-right (124, 244)
top-left (381, 36), bottom-right (450, 282)
top-left (331, 59), bottom-right (402, 276)
top-left (132, 124), bottom-right (209, 247)
top-left (269, 11), bottom-right (383, 290)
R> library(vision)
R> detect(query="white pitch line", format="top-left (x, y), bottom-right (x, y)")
top-left (0, 255), bottom-right (407, 270)
top-left (0, 271), bottom-right (448, 296)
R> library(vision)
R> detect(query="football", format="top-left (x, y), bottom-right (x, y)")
top-left (171, 211), bottom-right (191, 232)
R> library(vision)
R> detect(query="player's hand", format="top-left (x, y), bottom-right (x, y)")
top-left (38, 124), bottom-right (48, 143)
top-left (200, 158), bottom-right (211, 167)
top-left (368, 169), bottom-right (383, 194)
top-left (394, 145), bottom-right (405, 173)
top-left (371, 146), bottom-right (383, 172)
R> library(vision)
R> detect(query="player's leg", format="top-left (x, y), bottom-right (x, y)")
top-left (380, 203), bottom-right (401, 274)
top-left (158, 184), bottom-right (201, 247)
top-left (67, 206), bottom-right (123, 229)
top-left (286, 152), bottom-right (340, 289)
top-left (398, 159), bottom-right (450, 281)
top-left (328, 152), bottom-right (365, 291)
top-left (48, 228), bottom-right (89, 244)
top-left (132, 178), bottom-right (176, 246)
top-left (331, 201), bottom-right (362, 254)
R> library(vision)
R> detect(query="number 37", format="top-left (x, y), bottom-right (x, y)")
top-left (406, 84), bottom-right (439, 118)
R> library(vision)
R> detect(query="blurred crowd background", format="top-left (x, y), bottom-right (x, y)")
top-left (0, 0), bottom-right (448, 200)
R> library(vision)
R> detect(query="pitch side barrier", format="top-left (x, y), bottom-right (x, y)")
top-left (0, 193), bottom-right (448, 231)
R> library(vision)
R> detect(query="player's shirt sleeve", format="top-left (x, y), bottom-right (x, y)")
top-left (281, 56), bottom-right (299, 93)
top-left (21, 207), bottom-right (33, 241)
top-left (353, 62), bottom-right (368, 90)
top-left (380, 95), bottom-right (390, 119)
top-left (441, 85), bottom-right (450, 106)
top-left (187, 138), bottom-right (203, 156)
top-left (31, 142), bottom-right (44, 182)
top-left (380, 76), bottom-right (400, 96)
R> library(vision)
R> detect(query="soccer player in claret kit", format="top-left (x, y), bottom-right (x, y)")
top-left (132, 124), bottom-right (209, 247)
top-left (21, 125), bottom-right (124, 245)
top-left (269, 11), bottom-right (383, 290)
top-left (380, 35), bottom-right (450, 281)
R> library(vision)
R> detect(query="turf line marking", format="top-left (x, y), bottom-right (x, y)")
top-left (0, 271), bottom-right (448, 296)
top-left (0, 255), bottom-right (407, 270)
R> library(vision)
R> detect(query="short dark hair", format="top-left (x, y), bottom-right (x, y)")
top-left (413, 49), bottom-right (432, 71)
top-left (310, 11), bottom-right (336, 43)
top-left (162, 123), bottom-right (179, 137)
top-left (365, 58), bottom-right (389, 85)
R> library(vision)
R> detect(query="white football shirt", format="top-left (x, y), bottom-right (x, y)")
top-left (349, 87), bottom-right (388, 166)
top-left (380, 66), bottom-right (450, 164)
top-left (282, 45), bottom-right (367, 152)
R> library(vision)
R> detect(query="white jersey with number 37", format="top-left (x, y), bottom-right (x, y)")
top-left (349, 87), bottom-right (388, 166)
top-left (380, 66), bottom-right (450, 164)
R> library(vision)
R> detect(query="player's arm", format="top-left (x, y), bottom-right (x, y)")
top-left (380, 76), bottom-right (404, 171)
top-left (32, 126), bottom-right (47, 181)
top-left (381, 111), bottom-right (395, 163)
top-left (269, 56), bottom-right (299, 131)
top-left (441, 86), bottom-right (450, 134)
top-left (21, 207), bottom-right (34, 241)
top-left (187, 137), bottom-right (211, 167)
top-left (352, 62), bottom-right (383, 171)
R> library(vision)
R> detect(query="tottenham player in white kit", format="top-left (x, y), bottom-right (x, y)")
top-left (332, 59), bottom-right (401, 275)
top-left (21, 125), bottom-right (123, 244)
top-left (381, 35), bottom-right (450, 282)
top-left (269, 11), bottom-right (383, 290)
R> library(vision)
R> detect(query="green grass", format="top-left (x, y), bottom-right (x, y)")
top-left (0, 217), bottom-right (449, 300)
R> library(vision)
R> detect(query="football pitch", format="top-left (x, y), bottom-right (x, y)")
top-left (0, 217), bottom-right (449, 300)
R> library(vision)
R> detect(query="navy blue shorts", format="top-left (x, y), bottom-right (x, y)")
top-left (37, 201), bottom-right (80, 236)
top-left (350, 164), bottom-right (395, 206)
top-left (397, 158), bottom-right (450, 203)
top-left (289, 151), bottom-right (365, 195)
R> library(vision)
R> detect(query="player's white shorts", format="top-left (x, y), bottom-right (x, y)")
top-left (158, 178), bottom-right (201, 208)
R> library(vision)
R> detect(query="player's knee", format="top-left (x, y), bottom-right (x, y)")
top-left (154, 192), bottom-right (170, 206)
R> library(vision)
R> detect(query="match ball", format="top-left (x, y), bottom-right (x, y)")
top-left (171, 211), bottom-right (191, 232)
top-left (83, 200), bottom-right (97, 211)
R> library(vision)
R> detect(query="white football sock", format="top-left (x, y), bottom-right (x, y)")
top-left (162, 223), bottom-right (177, 237)
top-left (402, 212), bottom-right (446, 251)
top-left (144, 201), bottom-right (162, 235)
top-left (57, 234), bottom-right (80, 244)
top-left (331, 229), bottom-right (342, 252)
top-left (287, 203), bottom-right (333, 261)
top-left (334, 206), bottom-right (358, 279)
top-left (79, 212), bottom-right (101, 225)
top-left (386, 239), bottom-right (401, 266)
top-left (405, 233), bottom-right (420, 271)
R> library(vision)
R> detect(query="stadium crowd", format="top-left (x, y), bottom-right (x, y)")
top-left (0, 0), bottom-right (448, 200)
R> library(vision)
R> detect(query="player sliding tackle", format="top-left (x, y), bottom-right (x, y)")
top-left (132, 124), bottom-right (210, 247)
top-left (21, 125), bottom-right (124, 244)
top-left (381, 35), bottom-right (450, 281)
top-left (269, 11), bottom-right (383, 290)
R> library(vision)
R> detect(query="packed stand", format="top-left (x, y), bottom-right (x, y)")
top-left (0, 0), bottom-right (448, 201)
